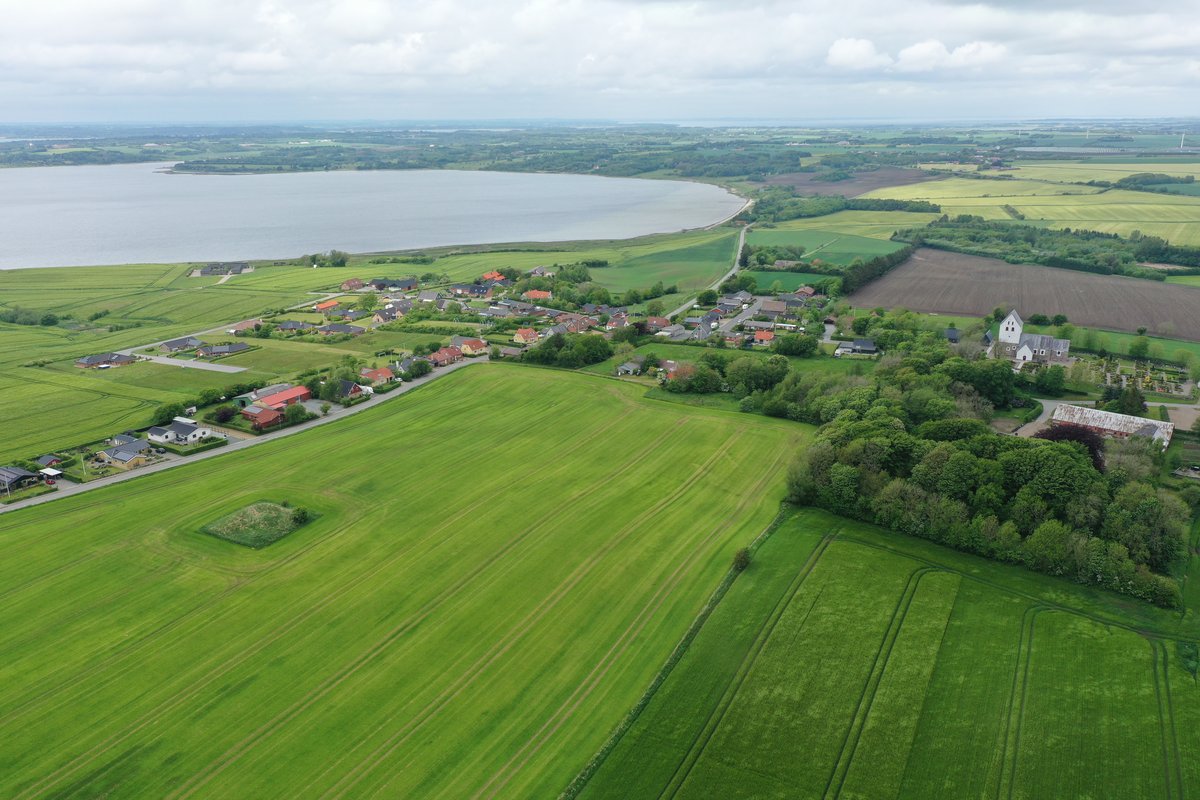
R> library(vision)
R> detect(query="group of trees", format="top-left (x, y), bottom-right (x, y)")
top-left (0, 306), bottom-right (59, 326)
top-left (773, 311), bottom-right (1189, 607)
top-left (520, 332), bottom-right (613, 368)
top-left (897, 216), bottom-right (1200, 278)
top-left (740, 189), bottom-right (941, 224)
top-left (739, 244), bottom-right (807, 269)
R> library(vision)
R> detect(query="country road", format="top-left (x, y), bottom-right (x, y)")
top-left (666, 223), bottom-right (749, 320)
top-left (0, 357), bottom-right (486, 516)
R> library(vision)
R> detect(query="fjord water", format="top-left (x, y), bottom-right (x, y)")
top-left (0, 163), bottom-right (745, 269)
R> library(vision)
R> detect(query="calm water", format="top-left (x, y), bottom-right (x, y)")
top-left (0, 163), bottom-right (744, 269)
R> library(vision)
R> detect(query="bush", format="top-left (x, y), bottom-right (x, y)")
top-left (732, 548), bottom-right (751, 572)
top-left (292, 507), bottom-right (312, 525)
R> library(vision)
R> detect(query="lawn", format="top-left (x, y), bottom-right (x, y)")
top-left (0, 365), bottom-right (808, 798)
top-left (576, 507), bottom-right (1200, 800)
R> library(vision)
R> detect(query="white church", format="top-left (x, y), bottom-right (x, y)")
top-left (994, 310), bottom-right (1071, 366)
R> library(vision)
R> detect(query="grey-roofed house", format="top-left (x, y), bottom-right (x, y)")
top-left (35, 455), bottom-right (62, 468)
top-left (759, 300), bottom-right (788, 320)
top-left (196, 342), bottom-right (250, 358)
top-left (317, 323), bottom-right (365, 336)
top-left (417, 290), bottom-right (442, 303)
top-left (148, 418), bottom-right (217, 445)
top-left (275, 320), bottom-right (315, 332)
top-left (0, 466), bottom-right (39, 492)
top-left (852, 339), bottom-right (877, 355)
top-left (75, 352), bottom-right (137, 369)
top-left (160, 336), bottom-right (203, 353)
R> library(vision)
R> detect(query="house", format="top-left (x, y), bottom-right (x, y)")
top-left (372, 306), bottom-right (406, 324)
top-left (241, 405), bottom-right (283, 430)
top-left (314, 299), bottom-right (341, 313)
top-left (228, 318), bottom-right (262, 333)
top-left (359, 367), bottom-right (395, 385)
top-left (35, 454), bottom-right (62, 468)
top-left (480, 306), bottom-right (511, 319)
top-left (944, 327), bottom-right (961, 344)
top-left (996, 310), bottom-right (1070, 366)
top-left (160, 336), bottom-right (203, 353)
top-left (451, 283), bottom-right (492, 299)
top-left (451, 336), bottom-right (489, 356)
top-left (428, 346), bottom-right (463, 367)
top-left (0, 466), bottom-right (40, 492)
top-left (368, 276), bottom-right (417, 292)
top-left (1051, 404), bottom-right (1175, 451)
top-left (96, 439), bottom-right (152, 470)
top-left (338, 379), bottom-right (364, 399)
top-left (316, 323), bottom-right (365, 336)
top-left (523, 289), bottom-right (553, 301)
top-left (617, 357), bottom-right (645, 376)
top-left (528, 266), bottom-right (555, 278)
top-left (514, 328), bottom-right (539, 345)
top-left (338, 309), bottom-right (369, 322)
top-left (196, 342), bottom-right (250, 358)
top-left (391, 355), bottom-right (430, 375)
top-left (724, 290), bottom-right (753, 305)
top-left (256, 385), bottom-right (312, 410)
top-left (341, 278), bottom-right (365, 291)
top-left (725, 332), bottom-right (747, 346)
top-left (743, 320), bottom-right (775, 331)
top-left (659, 360), bottom-right (683, 380)
top-left (147, 417), bottom-right (217, 445)
top-left (75, 352), bottom-right (136, 369)
top-left (644, 316), bottom-right (671, 332)
top-left (199, 261), bottom-right (248, 276)
top-left (275, 320), bottom-right (315, 333)
top-left (481, 270), bottom-right (506, 282)
top-left (606, 313), bottom-right (629, 331)
top-left (759, 300), bottom-right (788, 320)
top-left (417, 290), bottom-right (442, 303)
top-left (232, 383), bottom-right (295, 408)
top-left (496, 346), bottom-right (524, 358)
top-left (852, 338), bottom-right (877, 355)
top-left (754, 330), bottom-right (775, 346)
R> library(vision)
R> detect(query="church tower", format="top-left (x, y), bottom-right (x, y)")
top-left (999, 310), bottom-right (1023, 345)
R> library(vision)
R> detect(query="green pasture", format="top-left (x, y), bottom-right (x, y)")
top-left (999, 161), bottom-right (1200, 185)
top-left (0, 366), bottom-right (807, 799)
top-left (578, 507), bottom-right (1200, 800)
top-left (767, 209), bottom-right (941, 240)
top-left (748, 228), bottom-right (903, 266)
top-left (866, 177), bottom-right (1200, 245)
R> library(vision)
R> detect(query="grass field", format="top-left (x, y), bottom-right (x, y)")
top-left (741, 271), bottom-right (832, 292)
top-left (747, 228), bottom-right (903, 266)
top-left (994, 161), bottom-right (1200, 185)
top-left (0, 365), bottom-right (808, 798)
top-left (850, 248), bottom-right (1200, 341)
top-left (577, 507), bottom-right (1200, 800)
top-left (866, 177), bottom-right (1200, 245)
top-left (764, 209), bottom-right (941, 240)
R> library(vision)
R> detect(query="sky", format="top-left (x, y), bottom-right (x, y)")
top-left (1, 0), bottom-right (1198, 123)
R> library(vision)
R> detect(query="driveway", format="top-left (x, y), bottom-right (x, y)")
top-left (131, 354), bottom-right (248, 373)
top-left (0, 357), bottom-right (487, 516)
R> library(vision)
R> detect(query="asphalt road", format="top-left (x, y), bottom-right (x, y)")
top-left (666, 224), bottom-right (749, 320)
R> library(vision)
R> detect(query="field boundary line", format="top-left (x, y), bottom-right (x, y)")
top-left (1152, 638), bottom-right (1184, 800)
top-left (470, 448), bottom-right (795, 800)
top-left (556, 507), bottom-right (821, 800)
top-left (168, 420), bottom-right (705, 800)
top-left (822, 567), bottom-right (936, 800)
top-left (656, 530), bottom-right (838, 800)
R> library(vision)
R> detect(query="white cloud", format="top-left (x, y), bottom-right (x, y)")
top-left (895, 39), bottom-right (1007, 71)
top-left (826, 39), bottom-right (893, 70)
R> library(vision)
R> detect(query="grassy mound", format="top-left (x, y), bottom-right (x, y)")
top-left (201, 502), bottom-right (307, 548)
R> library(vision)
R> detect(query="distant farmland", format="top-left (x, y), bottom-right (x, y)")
top-left (849, 248), bottom-right (1200, 341)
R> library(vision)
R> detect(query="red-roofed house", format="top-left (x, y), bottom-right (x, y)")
top-left (240, 405), bottom-right (282, 430)
top-left (429, 346), bottom-right (463, 367)
top-left (257, 385), bottom-right (312, 410)
top-left (644, 316), bottom-right (671, 332)
top-left (457, 338), bottom-right (488, 356)
top-left (754, 330), bottom-right (775, 346)
top-left (513, 328), bottom-right (539, 345)
top-left (606, 313), bottom-right (629, 331)
top-left (523, 289), bottom-right (553, 301)
top-left (359, 367), bottom-right (395, 386)
top-left (481, 270), bottom-right (505, 281)
top-left (341, 278), bottom-right (365, 291)
top-left (315, 299), bottom-right (340, 313)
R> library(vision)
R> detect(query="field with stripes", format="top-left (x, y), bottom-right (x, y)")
top-left (0, 365), bottom-right (807, 798)
top-left (577, 508), bottom-right (1200, 800)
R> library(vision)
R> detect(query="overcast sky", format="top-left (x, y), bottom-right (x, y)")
top-left (2, 0), bottom-right (1198, 123)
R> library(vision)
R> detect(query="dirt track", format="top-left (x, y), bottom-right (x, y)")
top-left (763, 167), bottom-right (943, 197)
top-left (849, 248), bottom-right (1200, 340)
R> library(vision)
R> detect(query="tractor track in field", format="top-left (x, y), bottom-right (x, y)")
top-left (995, 604), bottom-right (1043, 800)
top-left (164, 419), bottom-right (702, 800)
top-left (1151, 638), bottom-right (1185, 800)
top-left (655, 529), bottom-right (839, 800)
top-left (300, 422), bottom-right (738, 800)
top-left (823, 567), bottom-right (938, 800)
top-left (467, 447), bottom-right (793, 800)
top-left (12, 414), bottom-right (636, 799)
top-left (0, 543), bottom-right (132, 603)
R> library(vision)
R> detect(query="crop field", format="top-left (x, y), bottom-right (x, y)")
top-left (995, 161), bottom-right (1200, 185)
top-left (849, 248), bottom-right (1200, 341)
top-left (577, 508), bottom-right (1200, 800)
top-left (0, 365), bottom-right (807, 798)
top-left (761, 167), bottom-right (944, 197)
top-left (767, 209), bottom-right (941, 240)
top-left (748, 228), bottom-right (903, 266)
top-left (864, 177), bottom-right (1200, 245)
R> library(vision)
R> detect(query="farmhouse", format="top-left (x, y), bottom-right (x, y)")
top-left (240, 405), bottom-right (282, 430)
top-left (996, 310), bottom-right (1070, 366)
top-left (1051, 404), bottom-right (1175, 451)
top-left (0, 466), bottom-right (40, 492)
top-left (160, 336), bottom-right (203, 353)
top-left (75, 352), bottom-right (136, 369)
top-left (199, 261), bottom-right (248, 276)
top-left (196, 342), bottom-right (250, 358)
top-left (148, 418), bottom-right (218, 445)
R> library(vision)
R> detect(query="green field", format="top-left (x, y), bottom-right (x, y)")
top-left (993, 161), bottom-right (1200, 185)
top-left (741, 271), bottom-right (832, 291)
top-left (0, 365), bottom-right (807, 798)
top-left (747, 228), bottom-right (903, 266)
top-left (766, 210), bottom-right (941, 240)
top-left (865, 177), bottom-right (1200, 245)
top-left (578, 508), bottom-right (1200, 800)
